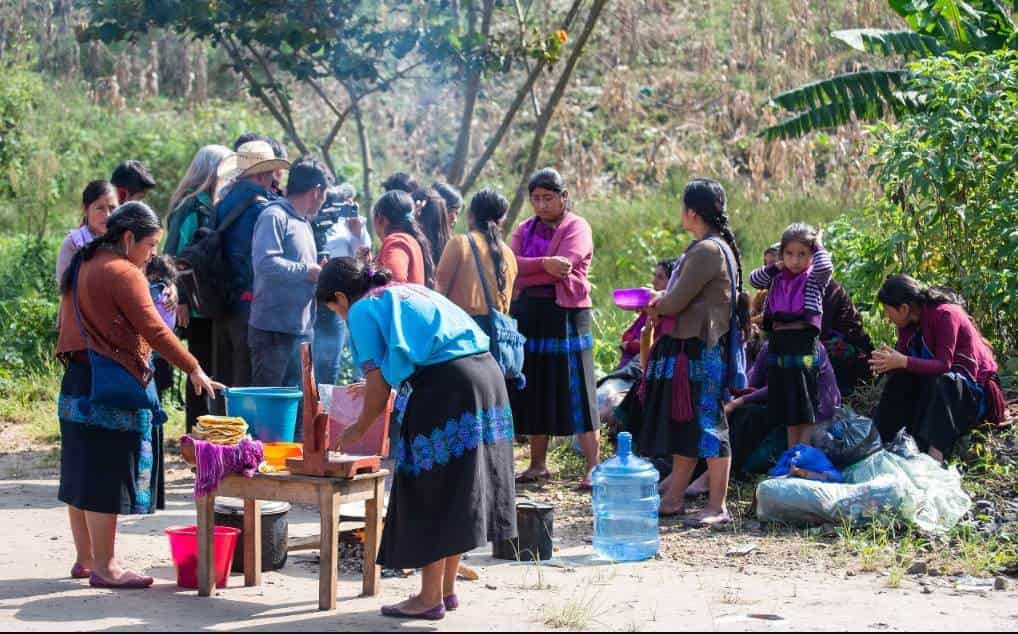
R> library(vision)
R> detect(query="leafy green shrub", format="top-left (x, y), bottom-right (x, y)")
top-left (0, 236), bottom-right (60, 382)
top-left (828, 51), bottom-right (1018, 359)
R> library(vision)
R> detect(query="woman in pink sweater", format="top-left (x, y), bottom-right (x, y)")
top-left (510, 168), bottom-right (600, 488)
top-left (870, 275), bottom-right (1007, 462)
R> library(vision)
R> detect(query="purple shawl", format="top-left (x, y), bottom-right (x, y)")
top-left (183, 436), bottom-right (264, 498)
top-left (520, 218), bottom-right (556, 258)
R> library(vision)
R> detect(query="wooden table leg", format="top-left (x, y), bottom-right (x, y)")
top-left (244, 499), bottom-right (262, 587)
top-left (318, 486), bottom-right (339, 611)
top-left (196, 494), bottom-right (216, 597)
top-left (362, 476), bottom-right (384, 596)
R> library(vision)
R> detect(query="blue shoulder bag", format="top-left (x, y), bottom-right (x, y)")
top-left (466, 234), bottom-right (527, 388)
top-left (72, 269), bottom-right (161, 414)
top-left (708, 237), bottom-right (748, 393)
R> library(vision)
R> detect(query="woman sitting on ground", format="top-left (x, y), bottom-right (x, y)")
top-left (319, 258), bottom-right (516, 621)
top-left (373, 190), bottom-right (434, 287)
top-left (56, 203), bottom-right (222, 589)
top-left (820, 279), bottom-right (874, 396)
top-left (870, 274), bottom-right (1006, 462)
top-left (436, 188), bottom-right (518, 321)
top-left (617, 258), bottom-right (678, 370)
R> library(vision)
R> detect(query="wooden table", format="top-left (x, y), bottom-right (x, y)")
top-left (195, 469), bottom-right (388, 611)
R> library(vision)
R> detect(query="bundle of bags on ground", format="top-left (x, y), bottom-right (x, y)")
top-left (756, 409), bottom-right (971, 534)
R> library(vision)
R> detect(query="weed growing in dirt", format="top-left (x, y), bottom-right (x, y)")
top-left (542, 589), bottom-right (605, 630)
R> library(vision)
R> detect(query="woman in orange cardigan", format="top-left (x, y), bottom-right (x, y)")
top-left (373, 190), bottom-right (434, 287)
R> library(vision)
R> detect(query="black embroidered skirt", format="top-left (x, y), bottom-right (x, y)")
top-left (509, 296), bottom-right (598, 437)
top-left (622, 335), bottom-right (731, 460)
top-left (378, 353), bottom-right (517, 570)
top-left (767, 329), bottom-right (821, 428)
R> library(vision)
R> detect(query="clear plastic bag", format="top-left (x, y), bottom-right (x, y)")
top-left (756, 474), bottom-right (915, 526)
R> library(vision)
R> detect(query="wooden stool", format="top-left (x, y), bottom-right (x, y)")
top-left (195, 469), bottom-right (387, 611)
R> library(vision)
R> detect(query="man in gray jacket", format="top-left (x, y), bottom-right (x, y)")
top-left (249, 159), bottom-right (331, 391)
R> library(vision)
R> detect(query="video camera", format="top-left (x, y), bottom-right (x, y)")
top-left (311, 187), bottom-right (360, 258)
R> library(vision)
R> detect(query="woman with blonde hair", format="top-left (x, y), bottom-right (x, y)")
top-left (164, 144), bottom-right (233, 430)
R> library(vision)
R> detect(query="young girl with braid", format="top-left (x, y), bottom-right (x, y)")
top-left (625, 178), bottom-right (749, 526)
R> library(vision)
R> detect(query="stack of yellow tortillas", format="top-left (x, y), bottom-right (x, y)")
top-left (194, 415), bottom-right (248, 445)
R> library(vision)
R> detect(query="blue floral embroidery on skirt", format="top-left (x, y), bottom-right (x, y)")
top-left (396, 405), bottom-right (515, 475)
top-left (690, 344), bottom-right (726, 458)
top-left (525, 332), bottom-right (594, 355)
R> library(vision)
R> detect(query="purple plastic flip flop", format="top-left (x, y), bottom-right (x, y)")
top-left (70, 563), bottom-right (92, 579)
top-left (444, 594), bottom-right (460, 611)
top-left (381, 603), bottom-right (446, 621)
top-left (89, 572), bottom-right (154, 589)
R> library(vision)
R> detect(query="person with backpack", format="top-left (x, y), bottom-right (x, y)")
top-left (249, 159), bottom-right (330, 394)
top-left (208, 141), bottom-right (288, 388)
top-left (623, 178), bottom-right (749, 527)
top-left (164, 145), bottom-right (233, 430)
top-left (435, 188), bottom-right (522, 382)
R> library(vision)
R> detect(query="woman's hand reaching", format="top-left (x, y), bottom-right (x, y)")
top-left (869, 345), bottom-right (908, 375)
top-left (189, 367), bottom-right (226, 397)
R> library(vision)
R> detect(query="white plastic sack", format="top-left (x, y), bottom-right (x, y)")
top-left (756, 474), bottom-right (917, 526)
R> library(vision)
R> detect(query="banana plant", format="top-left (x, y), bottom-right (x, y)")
top-left (761, 0), bottom-right (1017, 140)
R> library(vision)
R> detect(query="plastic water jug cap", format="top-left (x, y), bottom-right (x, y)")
top-left (617, 432), bottom-right (633, 457)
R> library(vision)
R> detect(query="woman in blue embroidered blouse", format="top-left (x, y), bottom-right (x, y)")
top-left (317, 257), bottom-right (517, 622)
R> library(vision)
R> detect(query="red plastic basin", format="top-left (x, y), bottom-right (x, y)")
top-left (166, 525), bottom-right (241, 589)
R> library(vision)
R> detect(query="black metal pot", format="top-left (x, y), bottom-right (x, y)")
top-left (492, 500), bottom-right (554, 561)
top-left (214, 498), bottom-right (290, 573)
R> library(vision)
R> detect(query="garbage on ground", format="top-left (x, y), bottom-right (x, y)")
top-left (811, 407), bottom-right (883, 469)
top-left (757, 431), bottom-right (971, 534)
top-left (770, 445), bottom-right (844, 483)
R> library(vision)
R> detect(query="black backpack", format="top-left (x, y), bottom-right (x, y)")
top-left (176, 193), bottom-right (265, 320)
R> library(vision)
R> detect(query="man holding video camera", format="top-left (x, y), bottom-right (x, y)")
top-left (310, 182), bottom-right (372, 384)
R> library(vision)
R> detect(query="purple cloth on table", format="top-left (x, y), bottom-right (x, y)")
top-left (183, 436), bottom-right (264, 498)
top-left (742, 341), bottom-right (841, 421)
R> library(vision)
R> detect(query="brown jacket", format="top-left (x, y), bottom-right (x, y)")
top-left (436, 232), bottom-right (518, 316)
top-left (56, 249), bottom-right (198, 384)
top-left (656, 237), bottom-right (734, 348)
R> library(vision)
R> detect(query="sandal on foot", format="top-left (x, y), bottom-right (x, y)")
top-left (515, 470), bottom-right (550, 484)
top-left (381, 603), bottom-right (446, 620)
top-left (682, 512), bottom-right (733, 529)
top-left (70, 563), bottom-right (92, 580)
top-left (658, 506), bottom-right (687, 519)
top-left (89, 572), bottom-right (153, 589)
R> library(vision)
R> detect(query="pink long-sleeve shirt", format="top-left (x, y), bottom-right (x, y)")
top-left (510, 212), bottom-right (593, 309)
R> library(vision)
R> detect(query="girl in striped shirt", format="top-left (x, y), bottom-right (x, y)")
top-left (749, 224), bottom-right (833, 448)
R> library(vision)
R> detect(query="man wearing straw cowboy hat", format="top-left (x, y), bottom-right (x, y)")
top-left (210, 140), bottom-right (290, 390)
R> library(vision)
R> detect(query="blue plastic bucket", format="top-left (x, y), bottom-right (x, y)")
top-left (224, 387), bottom-right (302, 443)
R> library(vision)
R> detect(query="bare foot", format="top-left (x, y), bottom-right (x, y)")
top-left (516, 468), bottom-right (551, 483)
top-left (684, 507), bottom-right (732, 528)
top-left (657, 474), bottom-right (672, 493)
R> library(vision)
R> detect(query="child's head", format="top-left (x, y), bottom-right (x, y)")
top-left (146, 254), bottom-right (179, 285)
top-left (763, 243), bottom-right (780, 267)
top-left (779, 223), bottom-right (819, 275)
top-left (653, 258), bottom-right (678, 291)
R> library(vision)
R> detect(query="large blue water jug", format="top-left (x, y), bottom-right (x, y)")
top-left (592, 432), bottom-right (660, 561)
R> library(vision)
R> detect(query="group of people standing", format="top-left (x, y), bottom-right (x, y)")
top-left (52, 135), bottom-right (1007, 618)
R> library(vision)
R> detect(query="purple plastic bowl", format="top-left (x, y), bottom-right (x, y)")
top-left (613, 288), bottom-right (654, 311)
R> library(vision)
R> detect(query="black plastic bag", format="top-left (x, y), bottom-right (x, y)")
top-left (810, 408), bottom-right (883, 470)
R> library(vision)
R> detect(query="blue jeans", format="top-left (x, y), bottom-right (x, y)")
top-left (248, 327), bottom-right (312, 390)
top-left (313, 304), bottom-right (355, 385)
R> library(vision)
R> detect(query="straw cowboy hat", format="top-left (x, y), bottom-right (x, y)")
top-left (217, 140), bottom-right (290, 181)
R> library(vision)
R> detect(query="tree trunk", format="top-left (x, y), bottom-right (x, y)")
top-left (353, 101), bottom-right (375, 240)
top-left (446, 0), bottom-right (495, 186)
top-left (506, 0), bottom-right (610, 229)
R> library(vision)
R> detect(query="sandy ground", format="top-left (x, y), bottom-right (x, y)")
top-left (1, 460), bottom-right (1016, 633)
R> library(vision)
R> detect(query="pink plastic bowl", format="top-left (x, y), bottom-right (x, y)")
top-left (612, 288), bottom-right (654, 311)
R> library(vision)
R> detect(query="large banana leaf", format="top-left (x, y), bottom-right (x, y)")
top-left (768, 70), bottom-right (909, 113)
top-left (833, 28), bottom-right (948, 57)
top-left (761, 92), bottom-right (913, 141)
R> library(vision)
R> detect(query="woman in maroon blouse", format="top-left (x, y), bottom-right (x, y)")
top-left (870, 275), bottom-right (1006, 462)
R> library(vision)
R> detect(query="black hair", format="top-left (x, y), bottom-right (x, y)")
top-left (329, 182), bottom-right (357, 203)
top-left (432, 182), bottom-right (463, 211)
top-left (877, 274), bottom-right (964, 309)
top-left (316, 257), bottom-right (393, 305)
top-left (382, 172), bottom-right (418, 194)
top-left (373, 190), bottom-right (436, 288)
top-left (286, 158), bottom-right (332, 196)
top-left (111, 160), bottom-right (156, 195)
top-left (657, 257), bottom-right (679, 278)
top-left (528, 167), bottom-right (566, 195)
top-left (468, 187), bottom-right (511, 298)
top-left (413, 188), bottom-right (451, 270)
top-left (60, 202), bottom-right (162, 294)
top-left (780, 223), bottom-right (820, 254)
top-left (682, 178), bottom-right (750, 338)
top-left (764, 243), bottom-right (780, 258)
top-left (233, 133), bottom-right (287, 160)
top-left (80, 180), bottom-right (117, 225)
top-left (146, 254), bottom-right (179, 285)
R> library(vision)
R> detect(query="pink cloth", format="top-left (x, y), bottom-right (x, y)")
top-left (510, 212), bottom-right (593, 308)
top-left (182, 436), bottom-right (264, 498)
